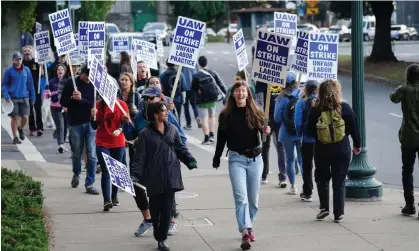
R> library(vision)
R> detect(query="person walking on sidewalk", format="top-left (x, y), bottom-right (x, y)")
top-left (22, 45), bottom-right (44, 136)
top-left (147, 77), bottom-right (177, 118)
top-left (182, 64), bottom-right (202, 130)
top-left (224, 70), bottom-right (256, 105)
top-left (60, 65), bottom-right (99, 195)
top-left (91, 97), bottom-right (131, 211)
top-left (136, 61), bottom-right (149, 94)
top-left (306, 79), bottom-right (361, 223)
top-left (213, 80), bottom-right (270, 250)
top-left (46, 63), bottom-right (68, 153)
top-left (191, 56), bottom-right (227, 145)
top-left (1, 52), bottom-right (35, 144)
top-left (294, 80), bottom-right (318, 202)
top-left (389, 63), bottom-right (419, 218)
top-left (273, 72), bottom-right (303, 195)
top-left (131, 101), bottom-right (197, 251)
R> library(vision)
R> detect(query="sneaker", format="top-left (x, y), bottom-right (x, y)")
top-left (316, 209), bottom-right (330, 220)
top-left (37, 130), bottom-right (43, 136)
top-left (288, 187), bottom-right (297, 195)
top-left (167, 222), bottom-right (178, 236)
top-left (18, 127), bottom-right (25, 141)
top-left (134, 220), bottom-right (153, 237)
top-left (58, 146), bottom-right (64, 154)
top-left (299, 193), bottom-right (312, 202)
top-left (85, 186), bottom-right (100, 195)
top-left (29, 130), bottom-right (35, 136)
top-left (183, 125), bottom-right (192, 130)
top-left (71, 174), bottom-right (79, 188)
top-left (248, 228), bottom-right (255, 242)
top-left (13, 137), bottom-right (22, 144)
top-left (202, 139), bottom-right (211, 145)
top-left (196, 118), bottom-right (202, 128)
top-left (240, 233), bottom-right (252, 250)
top-left (209, 135), bottom-right (216, 143)
top-left (276, 181), bottom-right (287, 188)
top-left (103, 201), bottom-right (113, 212)
top-left (261, 178), bottom-right (268, 185)
top-left (334, 215), bottom-right (344, 223)
top-left (112, 197), bottom-right (120, 206)
top-left (158, 240), bottom-right (170, 251)
top-left (401, 204), bottom-right (416, 216)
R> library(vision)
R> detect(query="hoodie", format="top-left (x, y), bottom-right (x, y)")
top-left (294, 94), bottom-right (317, 143)
top-left (273, 87), bottom-right (303, 142)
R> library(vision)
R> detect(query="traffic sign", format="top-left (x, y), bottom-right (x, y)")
top-left (306, 7), bottom-right (319, 15)
top-left (306, 0), bottom-right (319, 8)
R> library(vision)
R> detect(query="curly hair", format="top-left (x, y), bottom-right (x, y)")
top-left (221, 80), bottom-right (265, 130)
top-left (315, 79), bottom-right (343, 113)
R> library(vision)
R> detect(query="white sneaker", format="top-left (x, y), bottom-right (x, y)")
top-left (261, 179), bottom-right (268, 184)
top-left (168, 222), bottom-right (178, 236)
top-left (288, 187), bottom-right (297, 195)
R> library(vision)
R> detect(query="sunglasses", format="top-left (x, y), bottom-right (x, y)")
top-left (145, 96), bottom-right (155, 101)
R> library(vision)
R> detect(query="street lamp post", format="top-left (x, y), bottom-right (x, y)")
top-left (345, 0), bottom-right (383, 201)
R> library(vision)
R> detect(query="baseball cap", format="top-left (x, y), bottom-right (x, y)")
top-left (12, 52), bottom-right (23, 60)
top-left (286, 71), bottom-right (297, 84)
top-left (142, 86), bottom-right (161, 97)
top-left (305, 80), bottom-right (319, 90)
top-left (80, 65), bottom-right (89, 75)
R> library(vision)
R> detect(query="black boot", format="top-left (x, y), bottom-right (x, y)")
top-left (401, 204), bottom-right (416, 216)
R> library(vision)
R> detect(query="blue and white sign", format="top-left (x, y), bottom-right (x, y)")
top-left (69, 33), bottom-right (83, 65)
top-left (101, 152), bottom-right (135, 196)
top-left (252, 29), bottom-right (292, 87)
top-left (132, 39), bottom-right (158, 70)
top-left (87, 22), bottom-right (106, 68)
top-left (232, 29), bottom-right (249, 71)
top-left (34, 31), bottom-right (52, 63)
top-left (48, 9), bottom-right (77, 56)
top-left (274, 12), bottom-right (297, 37)
top-left (168, 16), bottom-right (206, 69)
top-left (307, 33), bottom-right (339, 81)
top-left (89, 57), bottom-right (118, 111)
top-left (290, 31), bottom-right (309, 74)
top-left (156, 30), bottom-right (164, 58)
top-left (69, 0), bottom-right (81, 10)
top-left (35, 22), bottom-right (42, 33)
top-left (78, 21), bottom-right (89, 64)
top-left (112, 36), bottom-right (129, 54)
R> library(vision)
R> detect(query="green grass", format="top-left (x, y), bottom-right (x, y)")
top-left (338, 55), bottom-right (412, 84)
top-left (1, 168), bottom-right (49, 251)
top-left (207, 35), bottom-right (225, 43)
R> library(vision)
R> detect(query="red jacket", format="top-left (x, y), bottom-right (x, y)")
top-left (94, 99), bottom-right (128, 148)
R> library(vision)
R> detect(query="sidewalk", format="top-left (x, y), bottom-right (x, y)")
top-left (2, 159), bottom-right (418, 251)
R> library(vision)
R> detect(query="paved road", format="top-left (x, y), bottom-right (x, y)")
top-left (1, 42), bottom-right (418, 190)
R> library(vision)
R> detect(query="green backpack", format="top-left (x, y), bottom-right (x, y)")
top-left (316, 110), bottom-right (346, 144)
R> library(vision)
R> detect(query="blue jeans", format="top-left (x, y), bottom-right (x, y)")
top-left (282, 140), bottom-right (303, 185)
top-left (96, 146), bottom-right (126, 202)
top-left (228, 151), bottom-right (263, 232)
top-left (69, 123), bottom-right (96, 187)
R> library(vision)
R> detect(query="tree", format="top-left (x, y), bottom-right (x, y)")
top-left (78, 1), bottom-right (115, 21)
top-left (170, 1), bottom-right (226, 23)
top-left (330, 1), bottom-right (397, 62)
top-left (1, 1), bottom-right (38, 32)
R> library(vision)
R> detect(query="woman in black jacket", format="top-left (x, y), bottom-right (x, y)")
top-left (131, 101), bottom-right (197, 251)
top-left (306, 79), bottom-right (361, 223)
top-left (212, 80), bottom-right (270, 250)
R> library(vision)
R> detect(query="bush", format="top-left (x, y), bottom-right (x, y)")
top-left (207, 35), bottom-right (225, 43)
top-left (1, 168), bottom-right (49, 251)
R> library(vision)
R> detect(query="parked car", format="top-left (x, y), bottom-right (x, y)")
top-left (329, 25), bottom-right (350, 42)
top-left (297, 23), bottom-right (319, 32)
top-left (206, 28), bottom-right (216, 36)
top-left (348, 15), bottom-right (375, 41)
top-left (319, 27), bottom-right (330, 33)
top-left (408, 27), bottom-right (418, 40)
top-left (216, 23), bottom-right (239, 37)
top-left (391, 24), bottom-right (410, 40)
top-left (142, 22), bottom-right (172, 46)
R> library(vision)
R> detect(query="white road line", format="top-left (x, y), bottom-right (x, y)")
top-left (389, 113), bottom-right (402, 118)
top-left (228, 64), bottom-right (236, 68)
top-left (1, 113), bottom-right (46, 162)
top-left (222, 51), bottom-right (231, 55)
top-left (206, 50), bottom-right (215, 54)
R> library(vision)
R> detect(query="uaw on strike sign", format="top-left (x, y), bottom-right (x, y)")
top-left (102, 152), bottom-right (135, 196)
top-left (48, 9), bottom-right (77, 56)
top-left (34, 31), bottom-right (52, 63)
top-left (252, 29), bottom-right (291, 87)
top-left (88, 22), bottom-right (106, 68)
top-left (307, 33), bottom-right (339, 81)
top-left (132, 39), bottom-right (158, 70)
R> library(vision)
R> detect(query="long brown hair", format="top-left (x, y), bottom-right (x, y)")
top-left (221, 80), bottom-right (265, 130)
top-left (119, 51), bottom-right (130, 67)
top-left (119, 72), bottom-right (136, 93)
top-left (315, 79), bottom-right (343, 113)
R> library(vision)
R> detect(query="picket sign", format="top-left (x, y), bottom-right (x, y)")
top-left (232, 28), bottom-right (249, 72)
top-left (102, 152), bottom-right (136, 196)
top-left (34, 30), bottom-right (52, 94)
top-left (167, 16), bottom-right (206, 100)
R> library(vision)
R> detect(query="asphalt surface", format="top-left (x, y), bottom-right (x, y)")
top-left (1, 41), bottom-right (418, 190)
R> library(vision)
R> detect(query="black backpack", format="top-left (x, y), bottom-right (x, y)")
top-left (162, 72), bottom-right (180, 98)
top-left (302, 97), bottom-right (315, 125)
top-left (196, 70), bottom-right (219, 103)
top-left (284, 94), bottom-right (298, 135)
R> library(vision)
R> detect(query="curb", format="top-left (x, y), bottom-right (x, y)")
top-left (338, 68), bottom-right (402, 87)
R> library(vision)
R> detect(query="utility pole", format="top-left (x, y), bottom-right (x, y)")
top-left (225, 1), bottom-right (230, 44)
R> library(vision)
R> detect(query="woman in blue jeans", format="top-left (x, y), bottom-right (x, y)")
top-left (91, 97), bottom-right (130, 211)
top-left (274, 71), bottom-right (303, 195)
top-left (213, 80), bottom-right (270, 250)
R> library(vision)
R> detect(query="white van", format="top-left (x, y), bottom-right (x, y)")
top-left (348, 15), bottom-right (376, 41)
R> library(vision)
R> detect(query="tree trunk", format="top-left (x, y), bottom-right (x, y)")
top-left (367, 1), bottom-right (397, 62)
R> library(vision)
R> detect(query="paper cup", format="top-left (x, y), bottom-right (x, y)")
top-left (2, 100), bottom-right (14, 114)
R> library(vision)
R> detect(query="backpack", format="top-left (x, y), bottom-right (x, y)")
top-left (284, 94), bottom-right (298, 135)
top-left (162, 72), bottom-right (179, 98)
top-left (316, 110), bottom-right (346, 144)
top-left (196, 70), bottom-right (220, 103)
top-left (302, 97), bottom-right (315, 129)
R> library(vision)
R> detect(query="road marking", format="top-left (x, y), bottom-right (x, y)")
top-left (389, 113), bottom-right (402, 118)
top-left (1, 113), bottom-right (46, 162)
top-left (228, 64), bottom-right (236, 68)
top-left (206, 50), bottom-right (214, 54)
top-left (222, 51), bottom-right (230, 55)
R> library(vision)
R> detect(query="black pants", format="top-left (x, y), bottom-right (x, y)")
top-left (261, 122), bottom-right (279, 180)
top-left (184, 90), bottom-right (199, 126)
top-left (174, 102), bottom-right (182, 125)
top-left (301, 142), bottom-right (315, 196)
top-left (314, 152), bottom-right (350, 217)
top-left (149, 191), bottom-right (175, 242)
top-left (133, 185), bottom-right (149, 211)
top-left (29, 94), bottom-right (43, 131)
top-left (128, 144), bottom-right (135, 169)
top-left (401, 145), bottom-right (419, 205)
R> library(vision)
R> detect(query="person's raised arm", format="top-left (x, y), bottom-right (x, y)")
top-left (390, 85), bottom-right (404, 104)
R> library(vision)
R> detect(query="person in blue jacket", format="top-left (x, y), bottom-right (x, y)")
top-left (294, 80), bottom-right (318, 202)
top-left (274, 71), bottom-right (303, 196)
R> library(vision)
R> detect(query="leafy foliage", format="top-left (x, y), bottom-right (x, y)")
top-left (170, 1), bottom-right (226, 23)
top-left (329, 1), bottom-right (372, 18)
top-left (1, 1), bottom-right (38, 32)
top-left (78, 0), bottom-right (115, 21)
top-left (1, 168), bottom-right (48, 251)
